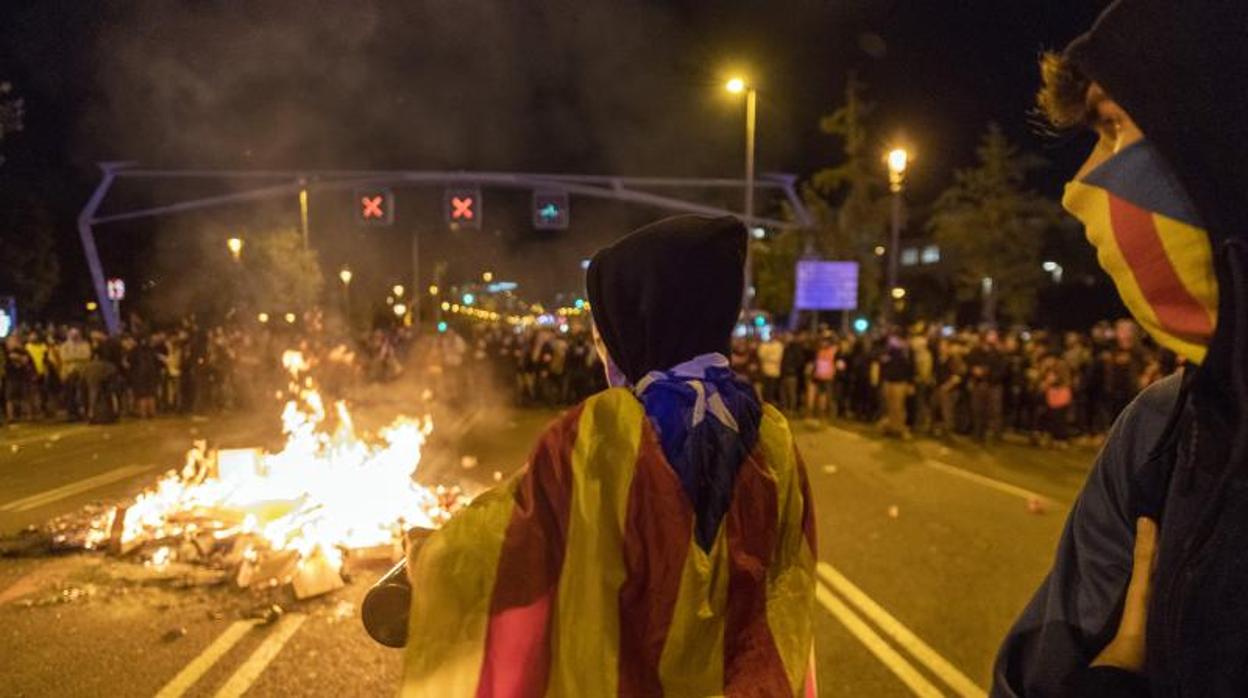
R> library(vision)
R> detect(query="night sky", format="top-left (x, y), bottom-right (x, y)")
top-left (0, 0), bottom-right (1113, 316)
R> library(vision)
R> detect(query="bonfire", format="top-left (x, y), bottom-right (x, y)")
top-left (71, 350), bottom-right (465, 599)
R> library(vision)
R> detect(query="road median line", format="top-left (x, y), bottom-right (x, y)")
top-left (816, 582), bottom-right (944, 697)
top-left (214, 612), bottom-right (308, 698)
top-left (818, 562), bottom-right (986, 697)
top-left (154, 619), bottom-right (260, 698)
top-left (0, 464), bottom-right (154, 512)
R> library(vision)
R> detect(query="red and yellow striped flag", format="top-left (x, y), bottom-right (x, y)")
top-left (1063, 140), bottom-right (1218, 363)
top-left (402, 388), bottom-right (817, 697)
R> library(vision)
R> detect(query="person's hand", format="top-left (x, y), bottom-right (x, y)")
top-left (1093, 517), bottom-right (1158, 673)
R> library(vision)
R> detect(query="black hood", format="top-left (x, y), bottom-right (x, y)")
top-left (1066, 0), bottom-right (1248, 411)
top-left (585, 215), bottom-right (746, 384)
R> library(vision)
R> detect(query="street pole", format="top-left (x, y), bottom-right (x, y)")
top-left (743, 87), bottom-right (757, 310)
top-left (884, 147), bottom-right (908, 326)
top-left (411, 230), bottom-right (420, 332)
top-left (744, 88), bottom-right (757, 225)
top-left (887, 190), bottom-right (902, 322)
top-left (298, 185), bottom-right (310, 250)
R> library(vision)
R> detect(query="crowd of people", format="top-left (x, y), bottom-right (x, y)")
top-left (418, 324), bottom-right (607, 409)
top-left (3, 312), bottom-right (1175, 449)
top-left (0, 314), bottom-right (418, 426)
top-left (733, 317), bottom-right (1178, 446)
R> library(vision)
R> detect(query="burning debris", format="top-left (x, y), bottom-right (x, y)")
top-left (28, 350), bottom-right (467, 601)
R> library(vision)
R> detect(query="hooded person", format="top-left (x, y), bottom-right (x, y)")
top-left (994, 2), bottom-right (1248, 696)
top-left (401, 215), bottom-right (818, 697)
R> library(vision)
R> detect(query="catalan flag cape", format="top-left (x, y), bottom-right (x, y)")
top-left (401, 387), bottom-right (817, 697)
top-left (1063, 139), bottom-right (1218, 363)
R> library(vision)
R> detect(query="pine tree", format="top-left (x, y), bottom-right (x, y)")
top-left (926, 123), bottom-right (1063, 324)
top-left (760, 75), bottom-right (888, 318)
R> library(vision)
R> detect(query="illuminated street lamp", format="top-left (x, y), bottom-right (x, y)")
top-left (227, 237), bottom-right (244, 261)
top-left (428, 284), bottom-right (439, 296)
top-left (284, 312), bottom-right (296, 324)
top-left (482, 271), bottom-right (494, 283)
top-left (891, 287), bottom-right (907, 300)
top-left (257, 312), bottom-right (269, 324)
top-left (393, 284), bottom-right (405, 298)
top-left (339, 267), bottom-right (353, 321)
top-left (393, 302), bottom-right (408, 318)
top-left (885, 146), bottom-right (911, 322)
top-left (726, 74), bottom-right (758, 308)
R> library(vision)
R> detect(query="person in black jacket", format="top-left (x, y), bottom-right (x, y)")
top-left (994, 2), bottom-right (1248, 696)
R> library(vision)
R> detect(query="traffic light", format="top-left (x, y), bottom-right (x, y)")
top-left (532, 190), bottom-right (569, 230)
top-left (355, 188), bottom-right (394, 225)
top-left (445, 187), bottom-right (481, 229)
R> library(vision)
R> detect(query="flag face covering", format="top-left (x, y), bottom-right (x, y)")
top-left (1062, 140), bottom-right (1218, 363)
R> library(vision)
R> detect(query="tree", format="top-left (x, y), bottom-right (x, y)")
top-left (926, 124), bottom-right (1064, 324)
top-left (779, 73), bottom-right (889, 316)
top-left (0, 81), bottom-right (23, 167)
top-left (244, 228), bottom-right (324, 312)
top-left (0, 194), bottom-right (59, 313)
top-left (752, 228), bottom-right (804, 316)
top-left (144, 225), bottom-right (323, 325)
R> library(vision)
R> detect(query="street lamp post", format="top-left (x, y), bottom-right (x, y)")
top-left (339, 267), bottom-right (353, 320)
top-left (885, 148), bottom-right (909, 323)
top-left (298, 185), bottom-right (310, 250)
top-left (726, 76), bottom-right (758, 307)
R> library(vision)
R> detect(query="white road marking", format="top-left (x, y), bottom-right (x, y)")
top-left (923, 459), bottom-right (1051, 505)
top-left (214, 613), bottom-right (308, 698)
top-left (0, 464), bottom-right (154, 512)
top-left (154, 620), bottom-right (260, 698)
top-left (0, 425), bottom-right (94, 448)
top-left (819, 562), bottom-right (987, 698)
top-left (816, 582), bottom-right (944, 697)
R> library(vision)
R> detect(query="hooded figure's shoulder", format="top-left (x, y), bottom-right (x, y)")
top-left (1100, 371), bottom-right (1184, 483)
top-left (1119, 371), bottom-right (1183, 431)
top-left (534, 388), bottom-right (645, 450)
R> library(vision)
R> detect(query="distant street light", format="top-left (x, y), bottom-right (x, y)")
top-left (885, 146), bottom-right (911, 323)
top-left (726, 73), bottom-right (758, 308)
top-left (257, 312), bottom-right (269, 323)
top-left (227, 237), bottom-right (244, 261)
top-left (482, 271), bottom-right (494, 283)
top-left (339, 268), bottom-right (353, 320)
top-left (284, 312), bottom-right (296, 324)
top-left (393, 284), bottom-right (405, 298)
top-left (393, 302), bottom-right (408, 318)
top-left (428, 284), bottom-right (439, 296)
top-left (891, 287), bottom-right (907, 300)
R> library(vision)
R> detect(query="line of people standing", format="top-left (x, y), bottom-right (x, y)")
top-left (733, 319), bottom-right (1176, 447)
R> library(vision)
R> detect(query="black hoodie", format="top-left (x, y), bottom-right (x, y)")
top-left (995, 2), bottom-right (1248, 697)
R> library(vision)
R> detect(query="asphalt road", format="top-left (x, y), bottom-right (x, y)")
top-left (0, 406), bottom-right (1097, 697)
